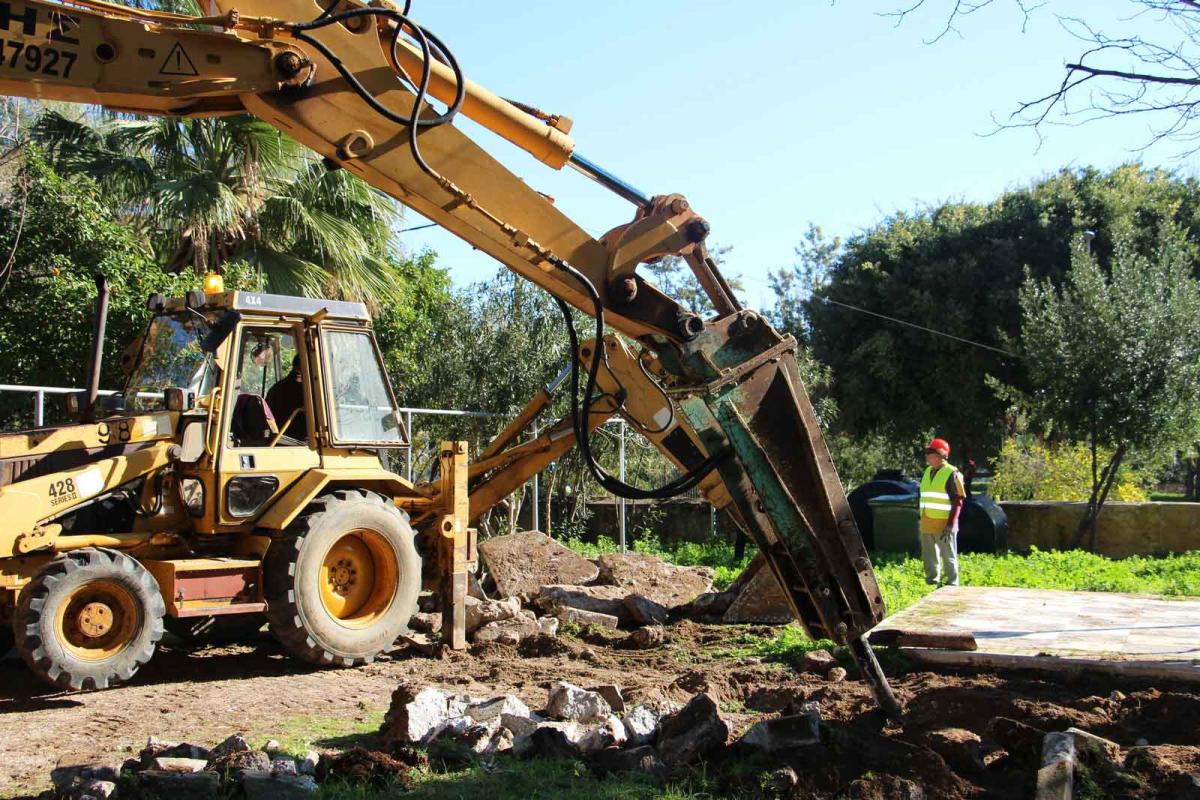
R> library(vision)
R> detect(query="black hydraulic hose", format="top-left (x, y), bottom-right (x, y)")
top-left (549, 257), bottom-right (722, 500)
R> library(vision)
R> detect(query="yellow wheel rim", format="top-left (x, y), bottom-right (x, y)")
top-left (55, 580), bottom-right (141, 662)
top-left (318, 529), bottom-right (398, 628)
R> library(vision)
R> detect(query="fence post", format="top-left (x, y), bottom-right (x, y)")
top-left (531, 424), bottom-right (539, 532)
top-left (618, 419), bottom-right (627, 553)
top-left (405, 410), bottom-right (414, 481)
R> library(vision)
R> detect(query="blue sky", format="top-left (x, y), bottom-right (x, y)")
top-left (399, 1), bottom-right (1189, 308)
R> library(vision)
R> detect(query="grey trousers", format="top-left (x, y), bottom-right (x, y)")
top-left (920, 530), bottom-right (959, 586)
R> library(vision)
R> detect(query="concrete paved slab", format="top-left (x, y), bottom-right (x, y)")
top-left (869, 586), bottom-right (1200, 683)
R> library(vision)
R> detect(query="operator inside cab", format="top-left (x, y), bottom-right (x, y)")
top-left (267, 354), bottom-right (307, 441)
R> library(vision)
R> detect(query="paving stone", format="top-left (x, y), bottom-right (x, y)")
top-left (739, 703), bottom-right (821, 752)
top-left (546, 681), bottom-right (611, 723)
top-left (1036, 732), bottom-right (1076, 800)
top-left (624, 594), bottom-right (669, 626)
top-left (595, 553), bottom-right (713, 608)
top-left (656, 693), bottom-right (729, 766)
top-left (138, 769), bottom-right (221, 800)
top-left (479, 531), bottom-right (599, 598)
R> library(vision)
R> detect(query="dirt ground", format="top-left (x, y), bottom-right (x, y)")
top-left (2, 621), bottom-right (1198, 799)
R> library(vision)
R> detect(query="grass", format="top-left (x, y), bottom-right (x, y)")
top-left (317, 757), bottom-right (726, 800)
top-left (250, 708), bottom-right (386, 757)
top-left (564, 536), bottom-right (1200, 666)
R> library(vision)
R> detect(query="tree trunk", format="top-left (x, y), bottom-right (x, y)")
top-left (1073, 443), bottom-right (1126, 550)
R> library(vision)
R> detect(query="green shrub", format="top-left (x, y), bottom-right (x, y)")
top-left (990, 436), bottom-right (1150, 502)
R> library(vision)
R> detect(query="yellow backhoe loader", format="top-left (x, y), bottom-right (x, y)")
top-left (0, 0), bottom-right (900, 718)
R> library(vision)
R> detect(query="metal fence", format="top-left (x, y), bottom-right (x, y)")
top-left (0, 383), bottom-right (643, 550)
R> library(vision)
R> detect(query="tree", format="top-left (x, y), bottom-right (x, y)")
top-left (30, 111), bottom-right (404, 303)
top-left (1015, 228), bottom-right (1200, 547)
top-left (889, 1), bottom-right (1200, 155)
top-left (784, 164), bottom-right (1200, 465)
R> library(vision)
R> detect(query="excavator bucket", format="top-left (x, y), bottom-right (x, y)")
top-left (663, 310), bottom-right (902, 720)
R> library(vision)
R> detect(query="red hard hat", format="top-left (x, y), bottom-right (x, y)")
top-left (926, 438), bottom-right (950, 457)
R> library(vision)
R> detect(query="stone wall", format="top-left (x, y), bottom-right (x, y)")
top-left (1000, 501), bottom-right (1200, 557)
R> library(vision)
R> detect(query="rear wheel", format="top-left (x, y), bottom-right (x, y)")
top-left (15, 548), bottom-right (165, 691)
top-left (265, 490), bottom-right (420, 666)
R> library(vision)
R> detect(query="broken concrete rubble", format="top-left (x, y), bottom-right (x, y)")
top-left (627, 625), bottom-right (665, 649)
top-left (622, 705), bottom-right (662, 747)
top-left (467, 694), bottom-right (531, 724)
top-left (595, 553), bottom-right (713, 609)
top-left (579, 714), bottom-right (629, 754)
top-left (479, 531), bottom-right (599, 598)
top-left (465, 596), bottom-right (522, 634)
top-left (739, 703), bottom-right (821, 753)
top-left (556, 606), bottom-right (619, 629)
top-left (381, 685), bottom-right (469, 746)
top-left (537, 584), bottom-right (629, 620)
top-left (472, 612), bottom-right (543, 645)
top-left (624, 593), bottom-right (669, 626)
top-left (546, 681), bottom-right (612, 724)
top-left (656, 693), bottom-right (729, 766)
top-left (590, 684), bottom-right (625, 714)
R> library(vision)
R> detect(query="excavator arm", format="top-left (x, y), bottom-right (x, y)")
top-left (0, 0), bottom-right (899, 716)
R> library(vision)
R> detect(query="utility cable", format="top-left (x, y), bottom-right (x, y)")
top-left (814, 295), bottom-right (1018, 358)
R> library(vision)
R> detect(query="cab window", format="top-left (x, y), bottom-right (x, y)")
top-left (229, 327), bottom-right (307, 447)
top-left (321, 329), bottom-right (406, 446)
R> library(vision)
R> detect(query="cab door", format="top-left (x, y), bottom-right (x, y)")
top-left (216, 322), bottom-right (320, 526)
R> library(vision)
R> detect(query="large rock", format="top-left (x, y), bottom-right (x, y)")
top-left (240, 771), bottom-right (319, 799)
top-left (208, 734), bottom-right (251, 760)
top-left (61, 779), bottom-right (117, 800)
top-left (923, 728), bottom-right (986, 774)
top-left (465, 596), bottom-right (522, 635)
top-left (578, 714), bottom-right (629, 754)
top-left (656, 693), bottom-right (729, 765)
top-left (739, 703), bottom-right (821, 752)
top-left (468, 695), bottom-right (531, 724)
top-left (590, 684), bottom-right (625, 714)
top-left (138, 770), bottom-right (221, 800)
top-left (50, 764), bottom-right (120, 793)
top-left (479, 531), bottom-right (599, 598)
top-left (622, 705), bottom-right (663, 747)
top-left (596, 553), bottom-right (713, 609)
top-left (590, 745), bottom-right (669, 780)
top-left (722, 557), bottom-right (793, 624)
top-left (512, 721), bottom-right (586, 759)
top-left (624, 594), bottom-right (669, 626)
top-left (556, 606), bottom-right (620, 629)
top-left (381, 685), bottom-right (469, 745)
top-left (546, 682), bottom-right (611, 724)
top-left (538, 585), bottom-right (629, 619)
top-left (473, 612), bottom-right (542, 645)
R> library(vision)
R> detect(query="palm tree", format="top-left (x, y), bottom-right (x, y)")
top-left (31, 110), bottom-right (405, 303)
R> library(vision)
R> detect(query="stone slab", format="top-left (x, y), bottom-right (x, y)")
top-left (870, 586), bottom-right (1200, 683)
top-left (479, 531), bottom-right (599, 598)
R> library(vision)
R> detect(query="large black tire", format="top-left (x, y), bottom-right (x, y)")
top-left (15, 548), bottom-right (165, 691)
top-left (265, 490), bottom-right (420, 667)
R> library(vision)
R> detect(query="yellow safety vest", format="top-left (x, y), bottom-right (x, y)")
top-left (919, 463), bottom-right (958, 522)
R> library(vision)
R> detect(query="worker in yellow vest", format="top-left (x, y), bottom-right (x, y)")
top-left (918, 438), bottom-right (965, 586)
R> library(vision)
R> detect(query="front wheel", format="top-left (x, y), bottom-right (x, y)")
top-left (264, 490), bottom-right (420, 666)
top-left (14, 548), bottom-right (164, 691)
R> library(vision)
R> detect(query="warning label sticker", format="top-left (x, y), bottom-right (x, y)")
top-left (159, 42), bottom-right (198, 76)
